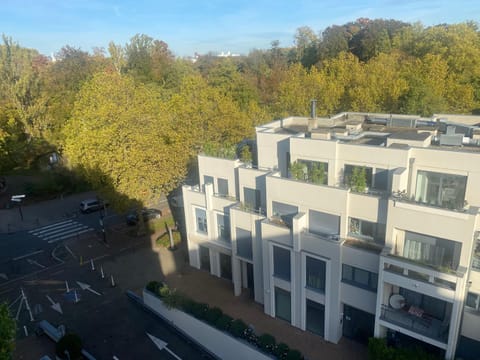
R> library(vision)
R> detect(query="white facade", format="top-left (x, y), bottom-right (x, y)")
top-left (182, 112), bottom-right (480, 359)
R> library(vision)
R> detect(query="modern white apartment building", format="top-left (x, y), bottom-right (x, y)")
top-left (182, 111), bottom-right (480, 359)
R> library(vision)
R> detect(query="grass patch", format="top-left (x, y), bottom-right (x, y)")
top-left (148, 214), bottom-right (175, 233)
top-left (156, 230), bottom-right (181, 248)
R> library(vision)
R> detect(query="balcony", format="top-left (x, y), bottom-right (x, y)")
top-left (380, 304), bottom-right (449, 345)
top-left (343, 238), bottom-right (383, 254)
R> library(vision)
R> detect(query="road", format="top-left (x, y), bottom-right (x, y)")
top-left (0, 193), bottom-right (211, 360)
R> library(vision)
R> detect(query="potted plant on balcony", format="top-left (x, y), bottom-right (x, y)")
top-left (349, 167), bottom-right (367, 193)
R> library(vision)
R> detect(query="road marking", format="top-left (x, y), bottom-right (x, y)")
top-left (64, 245), bottom-right (77, 259)
top-left (13, 250), bottom-right (44, 261)
top-left (46, 295), bottom-right (63, 314)
top-left (29, 220), bottom-right (75, 234)
top-left (27, 259), bottom-right (46, 269)
top-left (147, 333), bottom-right (182, 360)
top-left (76, 281), bottom-right (102, 296)
top-left (29, 220), bottom-right (94, 243)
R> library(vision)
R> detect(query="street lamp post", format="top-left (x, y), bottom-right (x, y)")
top-left (11, 195), bottom-right (25, 221)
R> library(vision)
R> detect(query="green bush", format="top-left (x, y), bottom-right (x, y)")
top-left (205, 307), bottom-right (223, 325)
top-left (229, 319), bottom-right (248, 338)
top-left (56, 333), bottom-right (83, 360)
top-left (257, 333), bottom-right (276, 353)
top-left (146, 281), bottom-right (163, 293)
top-left (286, 349), bottom-right (303, 360)
top-left (215, 314), bottom-right (233, 331)
top-left (190, 302), bottom-right (209, 320)
top-left (274, 342), bottom-right (290, 359)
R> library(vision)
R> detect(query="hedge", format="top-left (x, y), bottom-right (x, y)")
top-left (146, 281), bottom-right (304, 360)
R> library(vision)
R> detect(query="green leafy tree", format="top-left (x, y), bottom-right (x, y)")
top-left (0, 302), bottom-right (16, 359)
top-left (350, 166), bottom-right (367, 192)
top-left (63, 72), bottom-right (189, 210)
top-left (310, 162), bottom-right (326, 185)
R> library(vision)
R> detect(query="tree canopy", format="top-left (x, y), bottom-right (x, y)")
top-left (0, 302), bottom-right (15, 359)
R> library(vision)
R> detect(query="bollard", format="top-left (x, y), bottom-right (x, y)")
top-left (100, 266), bottom-right (105, 279)
top-left (111, 275), bottom-right (116, 287)
top-left (74, 290), bottom-right (79, 303)
top-left (23, 325), bottom-right (28, 337)
top-left (65, 281), bottom-right (70, 293)
top-left (90, 259), bottom-right (95, 271)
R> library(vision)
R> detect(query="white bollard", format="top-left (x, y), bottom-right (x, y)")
top-left (111, 275), bottom-right (116, 287)
top-left (100, 266), bottom-right (105, 279)
top-left (91, 259), bottom-right (95, 271)
top-left (65, 281), bottom-right (70, 293)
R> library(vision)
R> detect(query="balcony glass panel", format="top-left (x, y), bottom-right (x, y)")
top-left (217, 178), bottom-right (228, 196)
top-left (217, 214), bottom-right (230, 242)
top-left (309, 210), bottom-right (340, 238)
top-left (415, 170), bottom-right (467, 210)
top-left (195, 208), bottom-right (208, 234)
top-left (403, 231), bottom-right (461, 271)
top-left (272, 201), bottom-right (298, 228)
top-left (244, 187), bottom-right (260, 211)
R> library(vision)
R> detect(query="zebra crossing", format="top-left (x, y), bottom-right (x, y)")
top-left (29, 220), bottom-right (94, 244)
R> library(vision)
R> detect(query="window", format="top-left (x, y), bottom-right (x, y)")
top-left (472, 236), bottom-right (480, 271)
top-left (217, 178), bottom-right (228, 197)
top-left (273, 246), bottom-right (291, 281)
top-left (272, 201), bottom-right (298, 227)
top-left (344, 165), bottom-right (373, 188)
top-left (199, 246), bottom-right (210, 272)
top-left (348, 218), bottom-right (385, 244)
top-left (293, 159), bottom-right (328, 185)
top-left (306, 256), bottom-right (326, 292)
top-left (195, 208), bottom-right (207, 234)
top-left (466, 292), bottom-right (480, 310)
top-left (309, 210), bottom-right (340, 239)
top-left (275, 287), bottom-right (291, 322)
top-left (217, 214), bottom-right (230, 242)
top-left (236, 228), bottom-right (253, 260)
top-left (403, 231), bottom-right (461, 270)
top-left (342, 264), bottom-right (378, 292)
top-left (244, 187), bottom-right (260, 211)
top-left (399, 288), bottom-right (447, 320)
top-left (204, 175), bottom-right (214, 192)
top-left (415, 170), bottom-right (467, 210)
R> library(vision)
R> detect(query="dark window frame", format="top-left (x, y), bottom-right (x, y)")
top-left (342, 264), bottom-right (378, 292)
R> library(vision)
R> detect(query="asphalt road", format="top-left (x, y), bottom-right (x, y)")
top-left (0, 193), bottom-right (211, 360)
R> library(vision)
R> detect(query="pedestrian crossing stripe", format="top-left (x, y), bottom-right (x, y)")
top-left (29, 220), bottom-right (94, 243)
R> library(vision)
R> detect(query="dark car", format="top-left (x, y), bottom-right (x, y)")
top-left (125, 208), bottom-right (162, 225)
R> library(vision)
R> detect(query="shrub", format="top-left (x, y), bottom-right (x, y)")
top-left (56, 333), bottom-right (83, 360)
top-left (274, 342), bottom-right (290, 359)
top-left (190, 302), bottom-right (209, 320)
top-left (158, 284), bottom-right (170, 298)
top-left (257, 333), bottom-right (276, 353)
top-left (286, 349), bottom-right (303, 360)
top-left (215, 314), bottom-right (233, 331)
top-left (205, 307), bottom-right (223, 325)
top-left (229, 319), bottom-right (248, 338)
top-left (162, 289), bottom-right (185, 309)
top-left (146, 281), bottom-right (163, 293)
top-left (180, 298), bottom-right (197, 315)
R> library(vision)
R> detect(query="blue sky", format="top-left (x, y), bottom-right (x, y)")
top-left (2, 0), bottom-right (480, 57)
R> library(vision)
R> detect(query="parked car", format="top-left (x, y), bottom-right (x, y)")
top-left (125, 208), bottom-right (162, 225)
top-left (79, 199), bottom-right (109, 214)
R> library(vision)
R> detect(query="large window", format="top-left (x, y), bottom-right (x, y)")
top-left (399, 288), bottom-right (448, 320)
top-left (195, 208), bottom-right (207, 234)
top-left (217, 214), bottom-right (230, 242)
top-left (415, 170), bottom-right (467, 210)
top-left (275, 287), bottom-right (291, 322)
top-left (244, 187), bottom-right (261, 211)
top-left (199, 246), bottom-right (210, 272)
top-left (472, 236), bottom-right (480, 271)
top-left (306, 300), bottom-right (325, 337)
top-left (217, 178), bottom-right (228, 197)
top-left (272, 201), bottom-right (298, 227)
top-left (348, 218), bottom-right (385, 244)
top-left (306, 256), bottom-right (326, 292)
top-left (309, 210), bottom-right (340, 238)
top-left (344, 165), bottom-right (373, 188)
top-left (403, 231), bottom-right (461, 270)
top-left (292, 159), bottom-right (328, 185)
top-left (236, 228), bottom-right (253, 260)
top-left (273, 246), bottom-right (291, 281)
top-left (342, 264), bottom-right (378, 292)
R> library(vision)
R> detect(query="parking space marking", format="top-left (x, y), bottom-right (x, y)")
top-left (12, 250), bottom-right (44, 261)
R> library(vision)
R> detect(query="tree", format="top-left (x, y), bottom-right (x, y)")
top-left (0, 302), bottom-right (16, 359)
top-left (63, 72), bottom-right (190, 210)
top-left (350, 167), bottom-right (367, 192)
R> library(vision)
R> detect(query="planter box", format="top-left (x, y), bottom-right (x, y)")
top-left (143, 290), bottom-right (273, 360)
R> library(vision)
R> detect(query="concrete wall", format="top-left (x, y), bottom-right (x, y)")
top-left (143, 290), bottom-right (273, 360)
top-left (198, 155), bottom-right (241, 198)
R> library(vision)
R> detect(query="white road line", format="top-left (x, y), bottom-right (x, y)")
top-left (12, 250), bottom-right (44, 261)
top-left (29, 220), bottom-right (74, 234)
top-left (40, 225), bottom-right (90, 240)
top-left (35, 223), bottom-right (86, 237)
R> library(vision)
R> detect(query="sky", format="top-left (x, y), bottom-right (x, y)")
top-left (2, 0), bottom-right (480, 57)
